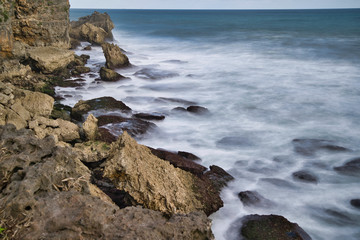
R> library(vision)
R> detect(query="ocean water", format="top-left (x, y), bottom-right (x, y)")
top-left (65, 9), bottom-right (360, 240)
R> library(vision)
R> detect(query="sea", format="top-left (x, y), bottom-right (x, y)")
top-left (64, 9), bottom-right (360, 240)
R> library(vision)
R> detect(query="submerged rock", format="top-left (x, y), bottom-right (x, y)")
top-left (134, 68), bottom-right (179, 80)
top-left (292, 170), bottom-right (318, 183)
top-left (292, 139), bottom-right (349, 156)
top-left (238, 191), bottom-right (273, 208)
top-left (334, 157), bottom-right (360, 176)
top-left (100, 67), bottom-right (126, 81)
top-left (71, 97), bottom-right (131, 121)
top-left (187, 106), bottom-right (210, 115)
top-left (133, 112), bottom-right (165, 121)
top-left (350, 199), bottom-right (360, 209)
top-left (102, 43), bottom-right (130, 69)
top-left (232, 214), bottom-right (312, 240)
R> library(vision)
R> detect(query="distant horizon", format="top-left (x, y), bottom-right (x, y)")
top-left (70, 7), bottom-right (360, 10)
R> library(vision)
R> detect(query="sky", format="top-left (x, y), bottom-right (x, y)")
top-left (70, 0), bottom-right (360, 9)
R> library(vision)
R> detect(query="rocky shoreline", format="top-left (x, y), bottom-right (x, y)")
top-left (1, 2), bottom-right (314, 239)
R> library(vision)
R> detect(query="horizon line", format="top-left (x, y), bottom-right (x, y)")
top-left (70, 7), bottom-right (360, 10)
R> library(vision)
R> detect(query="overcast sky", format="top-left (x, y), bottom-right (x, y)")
top-left (70, 0), bottom-right (360, 9)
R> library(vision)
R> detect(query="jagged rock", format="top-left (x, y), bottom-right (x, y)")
top-left (79, 23), bottom-right (108, 45)
top-left (102, 43), bottom-right (130, 69)
top-left (227, 214), bottom-right (312, 240)
top-left (27, 47), bottom-right (75, 74)
top-left (71, 97), bottom-right (131, 121)
top-left (71, 66), bottom-right (91, 75)
top-left (71, 11), bottom-right (114, 40)
top-left (101, 132), bottom-right (204, 215)
top-left (0, 60), bottom-right (31, 81)
top-left (100, 67), bottom-right (126, 81)
top-left (83, 114), bottom-right (98, 141)
top-left (29, 117), bottom-right (80, 142)
top-left (74, 141), bottom-right (111, 163)
top-left (18, 89), bottom-right (54, 118)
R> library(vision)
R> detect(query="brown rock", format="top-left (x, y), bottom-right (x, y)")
top-left (102, 42), bottom-right (130, 69)
top-left (100, 67), bottom-right (126, 81)
top-left (79, 23), bottom-right (108, 45)
top-left (83, 114), bottom-right (98, 141)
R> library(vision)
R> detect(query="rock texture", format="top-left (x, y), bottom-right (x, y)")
top-left (78, 23), bottom-right (108, 45)
top-left (101, 132), bottom-right (204, 215)
top-left (100, 67), bottom-right (126, 81)
top-left (70, 11), bottom-right (114, 41)
top-left (227, 214), bottom-right (312, 240)
top-left (102, 43), bottom-right (130, 69)
top-left (83, 114), bottom-right (98, 141)
top-left (27, 47), bottom-right (75, 74)
top-left (0, 0), bottom-right (70, 57)
top-left (0, 125), bottom-right (214, 239)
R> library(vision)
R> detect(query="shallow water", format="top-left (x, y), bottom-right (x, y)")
top-left (62, 9), bottom-right (360, 239)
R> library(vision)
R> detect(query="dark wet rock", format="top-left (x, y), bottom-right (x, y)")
top-left (54, 78), bottom-right (85, 88)
top-left (334, 157), bottom-right (360, 176)
top-left (71, 66), bottom-right (91, 76)
top-left (149, 147), bottom-right (207, 176)
top-left (134, 68), bottom-right (179, 80)
top-left (102, 43), bottom-right (130, 69)
top-left (216, 136), bottom-right (254, 149)
top-left (292, 139), bottom-right (349, 156)
top-left (203, 165), bottom-right (234, 192)
top-left (133, 112), bottom-right (165, 121)
top-left (229, 214), bottom-right (312, 240)
top-left (292, 170), bottom-right (318, 184)
top-left (172, 107), bottom-right (188, 112)
top-left (71, 97), bottom-right (131, 121)
top-left (97, 115), bottom-right (156, 140)
top-left (100, 67), bottom-right (126, 82)
top-left (156, 97), bottom-right (196, 105)
top-left (178, 151), bottom-right (201, 161)
top-left (260, 178), bottom-right (297, 189)
top-left (70, 38), bottom-right (81, 49)
top-left (238, 191), bottom-right (273, 208)
top-left (350, 199), bottom-right (360, 209)
top-left (97, 127), bottom-right (118, 143)
top-left (187, 106), bottom-right (210, 115)
top-left (83, 46), bottom-right (92, 51)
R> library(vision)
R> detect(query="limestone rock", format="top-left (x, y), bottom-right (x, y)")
top-left (27, 47), bottom-right (75, 74)
top-left (100, 67), bottom-right (126, 81)
top-left (0, 60), bottom-right (31, 82)
top-left (83, 114), bottom-right (98, 141)
top-left (70, 11), bottom-right (114, 40)
top-left (79, 23), bottom-right (108, 45)
top-left (101, 132), bottom-right (204, 215)
top-left (74, 141), bottom-right (111, 163)
top-left (19, 89), bottom-right (54, 118)
top-left (102, 42), bottom-right (130, 69)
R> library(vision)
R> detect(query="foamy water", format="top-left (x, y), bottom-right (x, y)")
top-left (61, 9), bottom-right (360, 239)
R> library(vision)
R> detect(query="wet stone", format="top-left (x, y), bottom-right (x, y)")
top-left (134, 68), bottom-right (179, 80)
top-left (292, 170), bottom-right (318, 184)
top-left (238, 191), bottom-right (273, 208)
top-left (334, 157), bottom-right (360, 176)
top-left (178, 151), bottom-right (201, 161)
top-left (187, 106), bottom-right (210, 115)
top-left (133, 112), bottom-right (165, 121)
top-left (292, 139), bottom-right (349, 156)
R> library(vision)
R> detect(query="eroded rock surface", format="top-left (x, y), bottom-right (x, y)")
top-left (102, 43), bottom-right (130, 69)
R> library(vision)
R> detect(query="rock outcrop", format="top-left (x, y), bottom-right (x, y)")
top-left (70, 11), bottom-right (114, 40)
top-left (102, 42), bottom-right (130, 69)
top-left (0, 0), bottom-right (71, 57)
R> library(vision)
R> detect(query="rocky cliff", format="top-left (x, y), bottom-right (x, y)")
top-left (0, 0), bottom-right (70, 58)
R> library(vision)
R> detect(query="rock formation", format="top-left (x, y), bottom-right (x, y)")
top-left (100, 67), bottom-right (126, 81)
top-left (102, 42), bottom-right (130, 69)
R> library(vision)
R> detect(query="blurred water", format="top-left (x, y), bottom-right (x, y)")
top-left (65, 9), bottom-right (360, 239)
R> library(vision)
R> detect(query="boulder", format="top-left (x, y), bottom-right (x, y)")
top-left (238, 191), bottom-right (273, 208)
top-left (227, 214), bottom-right (312, 240)
top-left (102, 43), bottom-right (130, 69)
top-left (27, 47), bottom-right (75, 74)
top-left (71, 97), bottom-right (131, 121)
top-left (101, 132), bottom-right (205, 215)
top-left (178, 151), bottom-right (201, 161)
top-left (71, 11), bottom-right (114, 40)
top-left (19, 89), bottom-right (54, 118)
top-left (203, 165), bottom-right (234, 192)
top-left (83, 114), bottom-right (98, 141)
top-left (100, 67), bottom-right (126, 81)
top-left (79, 23), bottom-right (108, 45)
